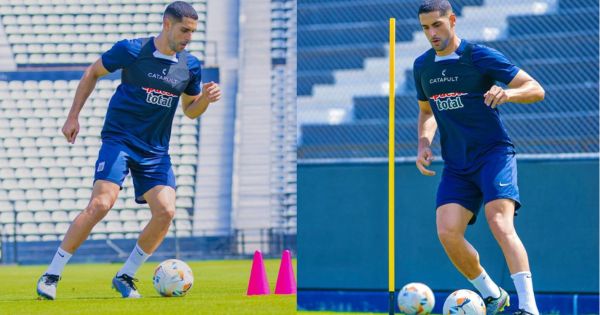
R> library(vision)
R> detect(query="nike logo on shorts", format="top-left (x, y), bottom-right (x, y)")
top-left (499, 182), bottom-right (510, 187)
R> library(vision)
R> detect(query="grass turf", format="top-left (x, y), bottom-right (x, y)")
top-left (0, 259), bottom-right (296, 315)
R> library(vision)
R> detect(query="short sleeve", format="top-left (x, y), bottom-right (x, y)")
top-left (472, 44), bottom-right (520, 85)
top-left (413, 58), bottom-right (428, 101)
top-left (101, 39), bottom-right (140, 73)
top-left (184, 57), bottom-right (202, 96)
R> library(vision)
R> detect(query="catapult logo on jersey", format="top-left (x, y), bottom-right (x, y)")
top-left (430, 92), bottom-right (467, 111)
top-left (142, 87), bottom-right (176, 108)
top-left (429, 69), bottom-right (458, 84)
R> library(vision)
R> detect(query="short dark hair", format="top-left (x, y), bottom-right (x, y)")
top-left (164, 1), bottom-right (198, 22)
top-left (418, 0), bottom-right (453, 16)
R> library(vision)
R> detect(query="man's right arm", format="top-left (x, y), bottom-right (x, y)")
top-left (62, 58), bottom-right (110, 143)
top-left (416, 100), bottom-right (437, 176)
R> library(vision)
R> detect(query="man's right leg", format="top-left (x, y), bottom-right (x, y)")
top-left (436, 203), bottom-right (482, 278)
top-left (37, 180), bottom-right (120, 300)
top-left (436, 203), bottom-right (507, 315)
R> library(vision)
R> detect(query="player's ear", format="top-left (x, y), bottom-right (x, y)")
top-left (449, 13), bottom-right (456, 28)
top-left (163, 16), bottom-right (172, 31)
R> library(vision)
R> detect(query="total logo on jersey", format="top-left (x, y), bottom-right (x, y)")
top-left (142, 87), bottom-right (177, 108)
top-left (430, 92), bottom-right (468, 111)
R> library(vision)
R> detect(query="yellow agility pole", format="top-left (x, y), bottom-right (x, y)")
top-left (388, 17), bottom-right (396, 315)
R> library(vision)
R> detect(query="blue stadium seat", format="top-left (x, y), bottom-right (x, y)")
top-left (297, 0), bottom-right (486, 96)
top-left (298, 0), bottom-right (483, 25)
top-left (298, 72), bottom-right (334, 96)
top-left (299, 20), bottom-right (419, 48)
top-left (298, 45), bottom-right (386, 71)
top-left (485, 31), bottom-right (598, 62)
top-left (507, 10), bottom-right (599, 37)
top-left (558, 0), bottom-right (599, 11)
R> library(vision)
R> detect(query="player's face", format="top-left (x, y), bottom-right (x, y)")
top-left (419, 11), bottom-right (456, 52)
top-left (166, 17), bottom-right (198, 52)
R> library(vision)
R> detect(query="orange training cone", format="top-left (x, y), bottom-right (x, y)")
top-left (274, 249), bottom-right (297, 294)
top-left (247, 250), bottom-right (270, 295)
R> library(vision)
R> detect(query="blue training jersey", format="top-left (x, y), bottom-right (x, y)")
top-left (100, 37), bottom-right (202, 155)
top-left (413, 39), bottom-right (520, 172)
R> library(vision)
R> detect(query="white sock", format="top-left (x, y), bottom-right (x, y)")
top-left (117, 243), bottom-right (151, 277)
top-left (46, 247), bottom-right (73, 276)
top-left (468, 269), bottom-right (501, 299)
top-left (511, 271), bottom-right (539, 314)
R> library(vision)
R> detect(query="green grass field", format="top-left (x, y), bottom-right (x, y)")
top-left (0, 259), bottom-right (296, 315)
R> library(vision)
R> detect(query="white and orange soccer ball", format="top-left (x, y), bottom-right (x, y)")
top-left (442, 289), bottom-right (486, 315)
top-left (397, 282), bottom-right (435, 315)
top-left (152, 259), bottom-right (194, 297)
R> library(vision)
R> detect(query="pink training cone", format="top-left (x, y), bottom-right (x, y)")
top-left (275, 250), bottom-right (297, 295)
top-left (247, 250), bottom-right (270, 295)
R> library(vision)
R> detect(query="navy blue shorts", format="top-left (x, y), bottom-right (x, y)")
top-left (436, 152), bottom-right (521, 224)
top-left (94, 140), bottom-right (176, 204)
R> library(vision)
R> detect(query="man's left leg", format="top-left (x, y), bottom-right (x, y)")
top-left (485, 199), bottom-right (539, 315)
top-left (113, 185), bottom-right (176, 298)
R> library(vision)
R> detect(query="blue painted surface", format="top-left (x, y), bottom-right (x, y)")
top-left (298, 159), bottom-right (599, 294)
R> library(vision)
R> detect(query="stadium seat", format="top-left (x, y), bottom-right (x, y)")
top-left (27, 200), bottom-right (44, 212)
top-left (58, 199), bottom-right (76, 211)
top-left (55, 222), bottom-right (70, 234)
top-left (120, 210), bottom-right (136, 221)
top-left (38, 222), bottom-right (55, 234)
top-left (106, 221), bottom-right (123, 233)
top-left (17, 212), bottom-right (34, 223)
top-left (136, 209), bottom-right (151, 221)
top-left (20, 223), bottom-right (38, 235)
top-left (50, 210), bottom-right (67, 222)
top-left (0, 212), bottom-right (14, 224)
top-left (93, 221), bottom-right (107, 233)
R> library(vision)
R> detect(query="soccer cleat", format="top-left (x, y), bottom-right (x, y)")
top-left (112, 273), bottom-right (141, 298)
top-left (513, 310), bottom-right (536, 315)
top-left (37, 273), bottom-right (60, 300)
top-left (484, 287), bottom-right (510, 315)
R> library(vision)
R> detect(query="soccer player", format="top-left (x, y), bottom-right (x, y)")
top-left (36, 1), bottom-right (221, 300)
top-left (413, 1), bottom-right (544, 314)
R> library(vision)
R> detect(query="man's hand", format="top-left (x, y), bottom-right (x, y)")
top-left (62, 117), bottom-right (80, 144)
top-left (484, 85), bottom-right (510, 108)
top-left (201, 82), bottom-right (222, 103)
top-left (416, 146), bottom-right (436, 176)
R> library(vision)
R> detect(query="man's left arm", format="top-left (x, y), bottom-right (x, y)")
top-left (181, 81), bottom-right (222, 119)
top-left (484, 70), bottom-right (545, 108)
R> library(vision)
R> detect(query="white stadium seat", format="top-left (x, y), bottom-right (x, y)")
top-left (17, 223), bottom-right (39, 235)
top-left (36, 212), bottom-right (52, 223)
top-left (51, 210), bottom-right (68, 222)
top-left (55, 222), bottom-right (70, 234)
top-left (17, 212), bottom-right (34, 223)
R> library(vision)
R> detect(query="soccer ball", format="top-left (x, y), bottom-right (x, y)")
top-left (442, 289), bottom-right (486, 315)
top-left (397, 282), bottom-right (435, 315)
top-left (152, 259), bottom-right (194, 297)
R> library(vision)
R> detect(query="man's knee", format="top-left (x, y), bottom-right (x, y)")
top-left (84, 197), bottom-right (114, 221)
top-left (436, 223), bottom-right (464, 245)
top-left (488, 212), bottom-right (516, 239)
top-left (152, 205), bottom-right (176, 223)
